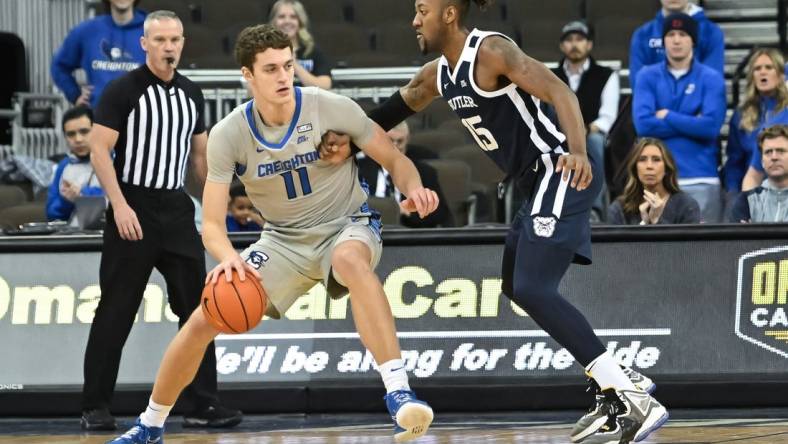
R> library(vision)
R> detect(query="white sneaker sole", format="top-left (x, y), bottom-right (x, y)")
top-left (634, 405), bottom-right (669, 442)
top-left (394, 403), bottom-right (434, 442)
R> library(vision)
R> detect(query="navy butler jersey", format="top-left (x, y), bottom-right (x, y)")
top-left (437, 29), bottom-right (568, 182)
top-left (439, 29), bottom-right (602, 265)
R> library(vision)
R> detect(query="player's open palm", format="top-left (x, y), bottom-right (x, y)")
top-left (113, 203), bottom-right (143, 241)
top-left (400, 187), bottom-right (439, 219)
top-left (555, 153), bottom-right (593, 190)
top-left (206, 254), bottom-right (261, 285)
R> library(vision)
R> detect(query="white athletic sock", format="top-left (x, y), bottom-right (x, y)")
top-left (139, 397), bottom-right (172, 428)
top-left (378, 358), bottom-right (410, 394)
top-left (585, 352), bottom-right (637, 392)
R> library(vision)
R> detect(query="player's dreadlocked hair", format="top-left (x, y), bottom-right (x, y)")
top-left (235, 24), bottom-right (293, 71)
top-left (450, 0), bottom-right (495, 23)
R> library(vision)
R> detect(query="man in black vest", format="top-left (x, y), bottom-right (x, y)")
top-left (551, 21), bottom-right (620, 220)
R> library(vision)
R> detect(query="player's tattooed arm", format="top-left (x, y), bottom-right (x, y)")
top-left (319, 63), bottom-right (440, 163)
top-left (399, 59), bottom-right (440, 112)
top-left (480, 37), bottom-right (592, 190)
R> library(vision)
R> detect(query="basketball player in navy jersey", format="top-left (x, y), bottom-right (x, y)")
top-left (321, 1), bottom-right (668, 442)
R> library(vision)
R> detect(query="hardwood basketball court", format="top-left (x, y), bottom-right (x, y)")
top-left (1, 410), bottom-right (786, 443)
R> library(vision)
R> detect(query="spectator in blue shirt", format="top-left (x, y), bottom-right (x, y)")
top-left (741, 54), bottom-right (788, 191)
top-left (225, 183), bottom-right (263, 232)
top-left (47, 106), bottom-right (104, 221)
top-left (629, 0), bottom-right (724, 89)
top-left (731, 124), bottom-right (788, 223)
top-left (725, 49), bottom-right (788, 194)
top-left (633, 13), bottom-right (726, 222)
top-left (51, 0), bottom-right (145, 108)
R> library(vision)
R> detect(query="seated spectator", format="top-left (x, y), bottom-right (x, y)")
top-left (51, 0), bottom-right (145, 108)
top-left (731, 124), bottom-right (788, 223)
top-left (357, 122), bottom-right (452, 228)
top-left (270, 0), bottom-right (332, 89)
top-left (725, 49), bottom-right (788, 194)
top-left (608, 138), bottom-right (700, 225)
top-left (552, 20), bottom-right (619, 219)
top-left (629, 0), bottom-right (724, 89)
top-left (226, 183), bottom-right (263, 232)
top-left (47, 106), bottom-right (104, 221)
top-left (384, 120), bottom-right (437, 162)
top-left (633, 13), bottom-right (726, 222)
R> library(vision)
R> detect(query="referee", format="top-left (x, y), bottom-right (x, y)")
top-left (82, 10), bottom-right (241, 431)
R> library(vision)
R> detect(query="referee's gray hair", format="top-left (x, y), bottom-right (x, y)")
top-left (143, 10), bottom-right (182, 36)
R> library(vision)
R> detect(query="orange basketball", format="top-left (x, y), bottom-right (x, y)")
top-left (201, 270), bottom-right (267, 334)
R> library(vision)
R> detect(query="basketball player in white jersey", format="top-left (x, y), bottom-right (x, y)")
top-left (109, 24), bottom-right (438, 444)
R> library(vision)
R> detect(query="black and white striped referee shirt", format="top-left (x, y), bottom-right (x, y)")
top-left (94, 64), bottom-right (205, 190)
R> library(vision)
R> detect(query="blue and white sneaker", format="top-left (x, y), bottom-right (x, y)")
top-left (106, 417), bottom-right (163, 444)
top-left (384, 390), bottom-right (434, 442)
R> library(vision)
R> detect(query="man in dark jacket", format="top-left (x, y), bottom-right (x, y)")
top-left (551, 21), bottom-right (619, 219)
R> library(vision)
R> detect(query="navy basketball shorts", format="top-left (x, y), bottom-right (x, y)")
top-left (501, 152), bottom-right (603, 295)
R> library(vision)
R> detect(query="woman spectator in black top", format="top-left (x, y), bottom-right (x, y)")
top-left (608, 138), bottom-right (701, 225)
top-left (269, 0), bottom-right (332, 89)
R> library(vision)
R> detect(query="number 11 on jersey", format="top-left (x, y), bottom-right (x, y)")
top-left (462, 115), bottom-right (499, 152)
top-left (281, 167), bottom-right (312, 199)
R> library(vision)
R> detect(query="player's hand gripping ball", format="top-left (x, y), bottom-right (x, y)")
top-left (201, 270), bottom-right (267, 334)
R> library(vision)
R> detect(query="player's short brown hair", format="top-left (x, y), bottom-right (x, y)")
top-left (758, 124), bottom-right (788, 152)
top-left (234, 24), bottom-right (292, 71)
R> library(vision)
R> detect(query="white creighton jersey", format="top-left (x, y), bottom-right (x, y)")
top-left (207, 87), bottom-right (375, 228)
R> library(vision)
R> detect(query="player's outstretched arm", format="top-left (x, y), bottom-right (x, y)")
top-left (399, 59), bottom-right (441, 112)
top-left (359, 124), bottom-right (439, 219)
top-left (317, 60), bottom-right (441, 163)
top-left (479, 37), bottom-right (592, 190)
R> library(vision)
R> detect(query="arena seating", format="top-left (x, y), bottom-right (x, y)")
top-left (425, 159), bottom-right (474, 226)
top-left (0, 185), bottom-right (27, 211)
top-left (1, 0), bottom-right (785, 229)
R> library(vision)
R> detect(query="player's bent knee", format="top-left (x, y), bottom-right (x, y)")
top-left (331, 241), bottom-right (373, 280)
top-left (186, 307), bottom-right (222, 340)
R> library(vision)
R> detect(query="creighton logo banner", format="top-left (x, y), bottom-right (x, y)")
top-left (736, 246), bottom-right (788, 358)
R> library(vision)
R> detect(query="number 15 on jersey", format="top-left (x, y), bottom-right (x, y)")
top-left (462, 115), bottom-right (499, 152)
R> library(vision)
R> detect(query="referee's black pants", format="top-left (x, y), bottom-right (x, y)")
top-left (82, 185), bottom-right (218, 412)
